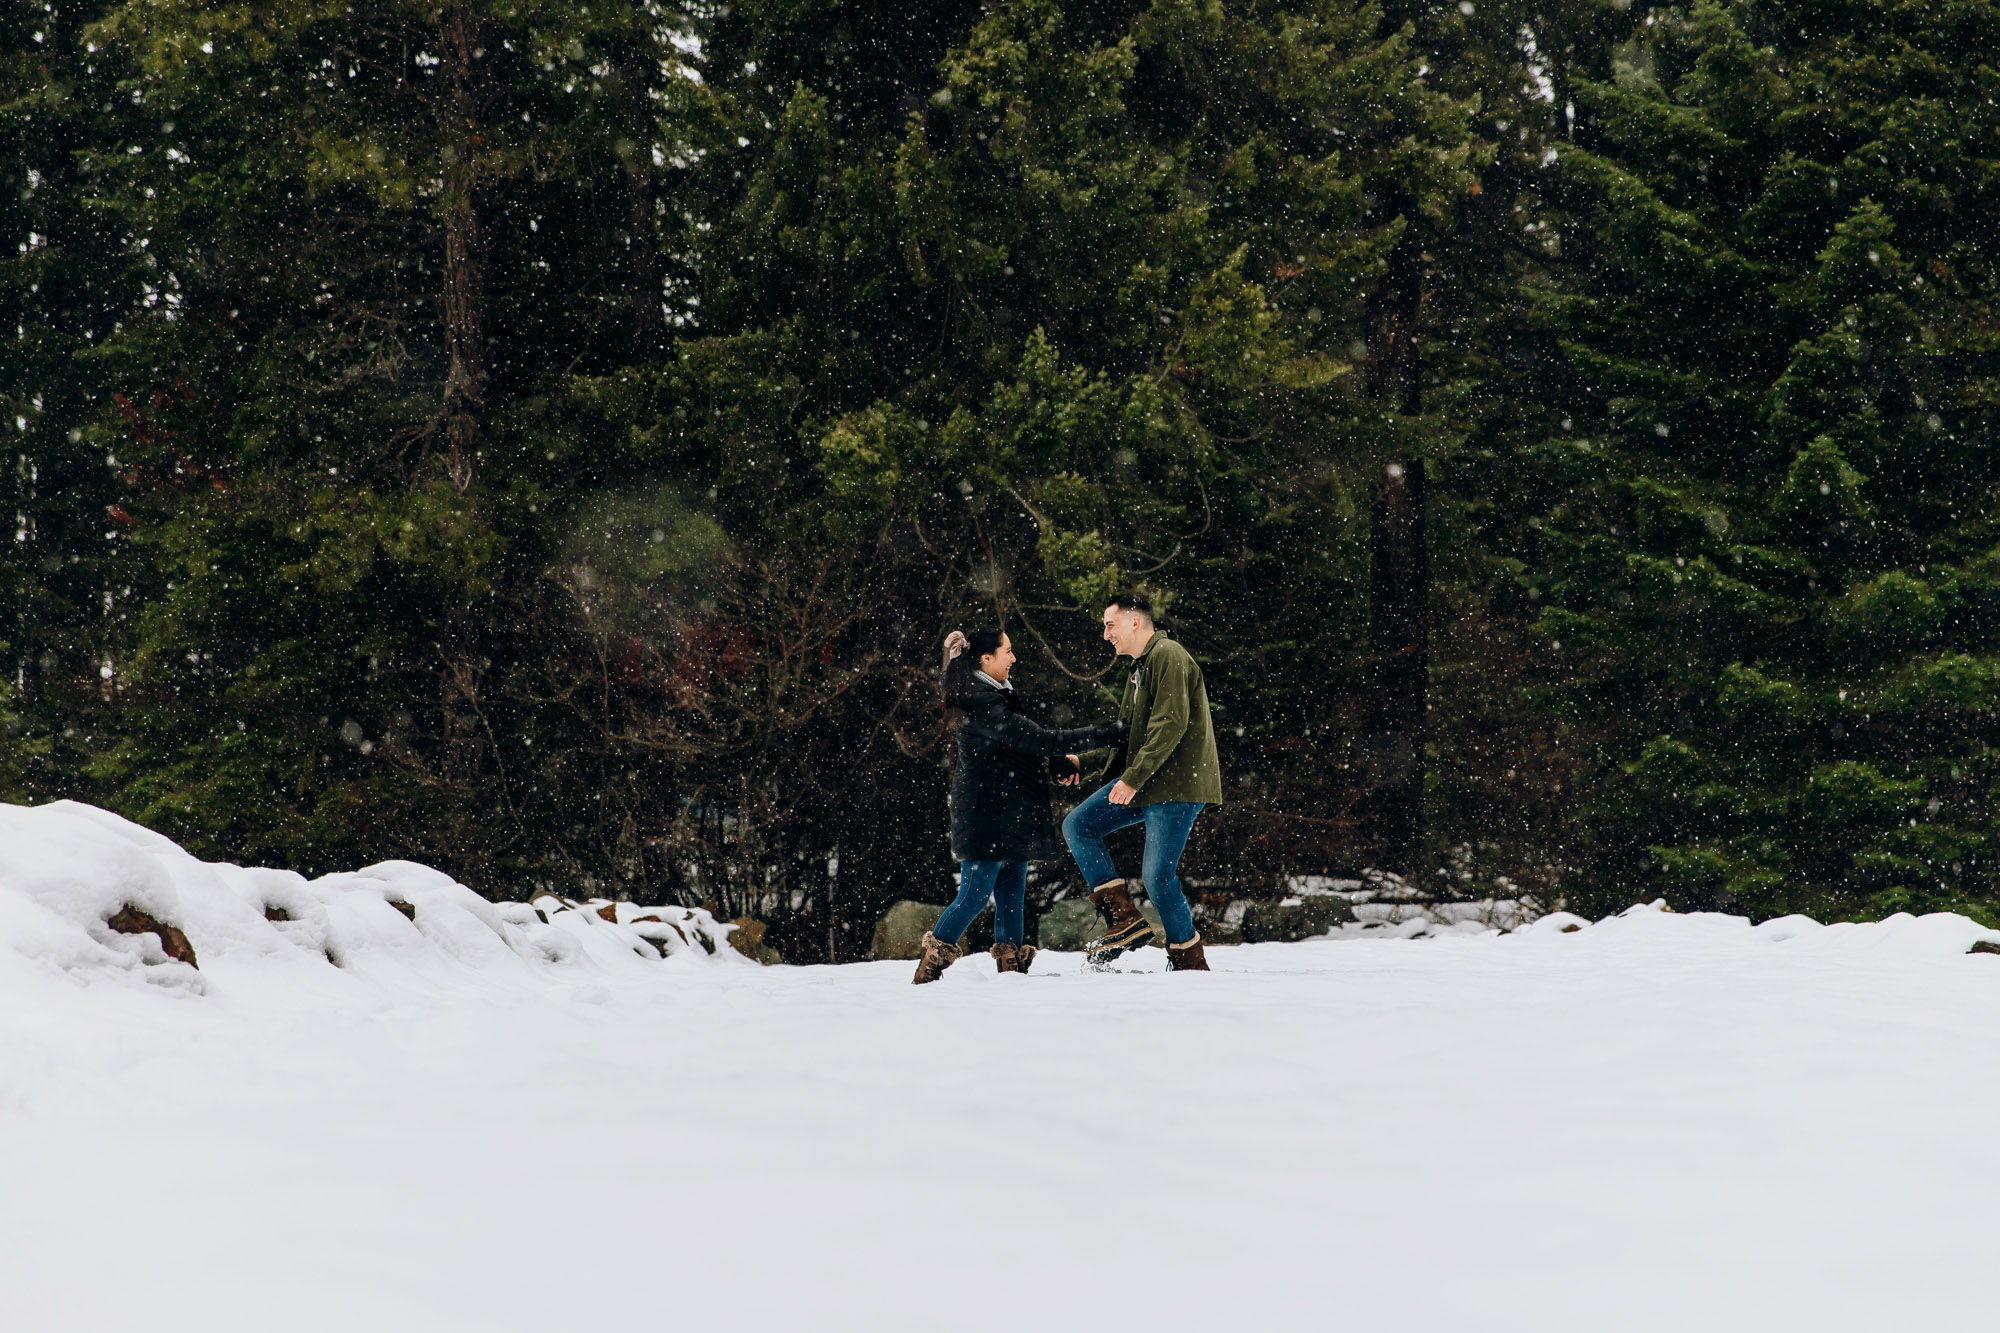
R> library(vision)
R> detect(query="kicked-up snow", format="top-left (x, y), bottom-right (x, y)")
top-left (4, 800), bottom-right (2000, 1331)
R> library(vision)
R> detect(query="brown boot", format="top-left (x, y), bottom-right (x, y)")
top-left (912, 930), bottom-right (962, 985)
top-left (1166, 935), bottom-right (1210, 972)
top-left (988, 942), bottom-right (1038, 974)
top-left (1087, 879), bottom-right (1159, 962)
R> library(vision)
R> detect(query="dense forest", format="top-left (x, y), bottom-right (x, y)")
top-left (4, 0), bottom-right (1997, 956)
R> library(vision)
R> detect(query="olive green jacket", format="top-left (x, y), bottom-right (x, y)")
top-left (1083, 633), bottom-right (1223, 806)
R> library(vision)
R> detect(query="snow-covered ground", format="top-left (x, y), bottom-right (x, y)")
top-left (6, 801), bottom-right (2000, 1331)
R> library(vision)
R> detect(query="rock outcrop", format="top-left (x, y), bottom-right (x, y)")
top-left (106, 905), bottom-right (199, 968)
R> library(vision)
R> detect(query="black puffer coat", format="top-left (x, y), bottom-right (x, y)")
top-left (951, 678), bottom-right (1119, 862)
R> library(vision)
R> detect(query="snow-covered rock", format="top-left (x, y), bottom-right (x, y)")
top-left (0, 799), bottom-right (744, 996)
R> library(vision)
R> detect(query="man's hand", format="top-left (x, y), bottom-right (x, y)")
top-left (1058, 755), bottom-right (1081, 787)
top-left (1109, 779), bottom-right (1138, 805)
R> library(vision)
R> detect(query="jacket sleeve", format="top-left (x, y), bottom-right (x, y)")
top-left (1120, 650), bottom-right (1190, 792)
top-left (1067, 720), bottom-right (1127, 779)
top-left (962, 697), bottom-right (1113, 760)
top-left (985, 707), bottom-right (1117, 760)
top-left (1076, 744), bottom-right (1116, 781)
top-left (1075, 675), bottom-right (1134, 783)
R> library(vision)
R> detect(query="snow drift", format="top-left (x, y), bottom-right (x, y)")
top-left (0, 799), bottom-right (745, 996)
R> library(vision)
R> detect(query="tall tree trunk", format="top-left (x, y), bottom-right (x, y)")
top-left (625, 154), bottom-right (664, 360)
top-left (1362, 228), bottom-right (1429, 877)
top-left (438, 7), bottom-right (491, 491)
top-left (614, 44), bottom-right (664, 362)
top-left (432, 9), bottom-right (495, 865)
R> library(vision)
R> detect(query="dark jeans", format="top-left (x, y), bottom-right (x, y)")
top-left (935, 859), bottom-right (1028, 946)
top-left (1061, 783), bottom-right (1205, 945)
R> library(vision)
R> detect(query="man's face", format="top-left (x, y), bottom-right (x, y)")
top-left (1101, 608), bottom-right (1150, 656)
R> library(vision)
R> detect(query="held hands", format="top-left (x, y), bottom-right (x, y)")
top-left (1058, 754), bottom-right (1080, 786)
top-left (1109, 779), bottom-right (1138, 806)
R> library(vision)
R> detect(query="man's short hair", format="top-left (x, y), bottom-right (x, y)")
top-left (1104, 592), bottom-right (1155, 625)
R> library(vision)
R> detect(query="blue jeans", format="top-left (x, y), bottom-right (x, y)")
top-left (935, 859), bottom-right (1028, 946)
top-left (1061, 784), bottom-right (1205, 945)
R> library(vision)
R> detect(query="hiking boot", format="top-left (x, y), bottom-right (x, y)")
top-left (1166, 934), bottom-right (1210, 972)
top-left (912, 931), bottom-right (962, 985)
top-left (1086, 879), bottom-right (1158, 962)
top-left (989, 942), bottom-right (1038, 974)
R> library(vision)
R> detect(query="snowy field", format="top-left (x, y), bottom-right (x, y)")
top-left (6, 801), bottom-right (2000, 1331)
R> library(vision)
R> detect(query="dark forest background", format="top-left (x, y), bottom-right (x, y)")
top-left (4, 0), bottom-right (1997, 957)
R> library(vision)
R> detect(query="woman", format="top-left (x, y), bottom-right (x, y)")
top-left (914, 628), bottom-right (1122, 984)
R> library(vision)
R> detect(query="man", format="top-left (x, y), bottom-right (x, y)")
top-left (1063, 593), bottom-right (1223, 971)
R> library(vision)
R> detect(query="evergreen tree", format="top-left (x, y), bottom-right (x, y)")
top-left (1, 0), bottom-right (157, 805)
top-left (9, 1), bottom-right (710, 877)
top-left (1410, 0), bottom-right (1650, 892)
top-left (1522, 0), bottom-right (2000, 920)
top-left (782, 0), bottom-right (1477, 878)
top-left (546, 0), bottom-right (1481, 939)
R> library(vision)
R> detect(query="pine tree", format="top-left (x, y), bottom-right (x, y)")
top-left (826, 0), bottom-right (1476, 872)
top-left (1523, 0), bottom-right (2000, 920)
top-left (0, 0), bottom-right (159, 806)
top-left (27, 1), bottom-right (712, 876)
top-left (1398, 0), bottom-right (1651, 894)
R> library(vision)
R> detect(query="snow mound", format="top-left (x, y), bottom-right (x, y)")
top-left (0, 799), bottom-right (746, 994)
top-left (1492, 895), bottom-right (2000, 960)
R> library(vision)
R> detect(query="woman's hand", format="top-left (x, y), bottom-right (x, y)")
top-left (943, 630), bottom-right (970, 659)
top-left (1058, 754), bottom-right (1080, 786)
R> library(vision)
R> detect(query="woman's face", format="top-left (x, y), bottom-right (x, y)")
top-left (979, 633), bottom-right (1016, 683)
